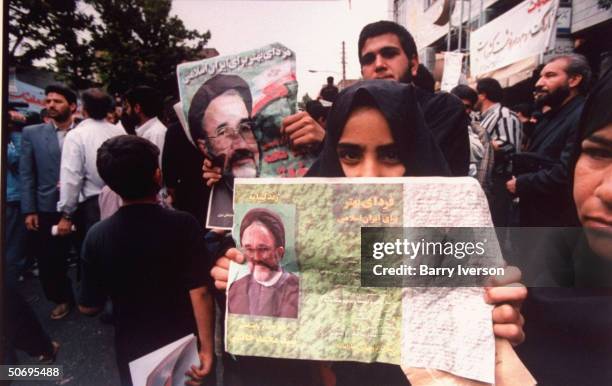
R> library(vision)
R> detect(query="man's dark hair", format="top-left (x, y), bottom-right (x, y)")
top-left (476, 78), bottom-right (504, 103)
top-left (97, 135), bottom-right (160, 200)
top-left (451, 84), bottom-right (478, 106)
top-left (82, 88), bottom-right (113, 120)
top-left (188, 74), bottom-right (253, 143)
top-left (239, 208), bottom-right (285, 249)
top-left (547, 54), bottom-right (592, 95)
top-left (45, 84), bottom-right (77, 105)
top-left (358, 20), bottom-right (417, 64)
top-left (125, 86), bottom-right (163, 118)
top-left (327, 76), bottom-right (334, 84)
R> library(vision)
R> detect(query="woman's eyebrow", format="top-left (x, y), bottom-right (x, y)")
top-left (376, 143), bottom-right (399, 150)
top-left (337, 143), bottom-right (363, 150)
top-left (586, 134), bottom-right (612, 147)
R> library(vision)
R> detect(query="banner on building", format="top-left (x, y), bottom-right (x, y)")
top-left (470, 0), bottom-right (558, 77)
top-left (9, 77), bottom-right (46, 112)
top-left (441, 52), bottom-right (465, 92)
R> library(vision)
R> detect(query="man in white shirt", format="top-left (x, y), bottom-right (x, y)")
top-left (123, 86), bottom-right (167, 166)
top-left (56, 88), bottom-right (125, 240)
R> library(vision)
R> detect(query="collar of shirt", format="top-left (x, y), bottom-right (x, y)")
top-left (53, 119), bottom-right (76, 132)
top-left (481, 102), bottom-right (501, 120)
top-left (253, 270), bottom-right (284, 287)
top-left (135, 116), bottom-right (161, 137)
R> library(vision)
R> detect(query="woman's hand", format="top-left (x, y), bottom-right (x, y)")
top-left (210, 248), bottom-right (245, 290)
top-left (485, 266), bottom-right (527, 346)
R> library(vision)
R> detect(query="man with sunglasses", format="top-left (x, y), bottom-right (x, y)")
top-left (189, 74), bottom-right (260, 179)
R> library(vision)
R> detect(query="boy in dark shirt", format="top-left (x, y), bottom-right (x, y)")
top-left (78, 135), bottom-right (214, 386)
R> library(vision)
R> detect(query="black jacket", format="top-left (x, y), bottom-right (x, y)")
top-left (415, 87), bottom-right (470, 176)
top-left (516, 95), bottom-right (585, 226)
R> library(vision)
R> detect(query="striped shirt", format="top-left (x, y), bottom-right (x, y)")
top-left (480, 103), bottom-right (522, 152)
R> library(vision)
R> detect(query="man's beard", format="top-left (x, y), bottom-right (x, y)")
top-left (48, 108), bottom-right (71, 124)
top-left (120, 112), bottom-right (139, 135)
top-left (227, 148), bottom-right (258, 178)
top-left (399, 65), bottom-right (413, 84)
top-left (535, 84), bottom-right (570, 110)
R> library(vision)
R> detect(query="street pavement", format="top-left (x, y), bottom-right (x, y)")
top-left (14, 267), bottom-right (120, 386)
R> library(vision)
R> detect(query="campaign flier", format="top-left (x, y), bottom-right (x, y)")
top-left (225, 177), bottom-right (506, 384)
top-left (176, 43), bottom-right (317, 228)
top-left (176, 42), bottom-right (316, 178)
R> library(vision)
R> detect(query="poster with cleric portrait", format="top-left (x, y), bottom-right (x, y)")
top-left (176, 42), bottom-right (318, 228)
top-left (225, 177), bottom-right (505, 385)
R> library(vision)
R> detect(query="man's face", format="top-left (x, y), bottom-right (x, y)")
top-left (534, 59), bottom-right (573, 109)
top-left (474, 93), bottom-right (486, 112)
top-left (574, 123), bottom-right (612, 260)
top-left (360, 33), bottom-right (414, 82)
top-left (45, 92), bottom-right (74, 124)
top-left (241, 222), bottom-right (285, 282)
top-left (461, 98), bottom-right (474, 114)
top-left (121, 100), bottom-right (140, 131)
top-left (199, 91), bottom-right (259, 178)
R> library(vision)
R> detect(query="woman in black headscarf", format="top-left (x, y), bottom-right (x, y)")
top-left (516, 69), bottom-right (612, 385)
top-left (308, 79), bottom-right (449, 178)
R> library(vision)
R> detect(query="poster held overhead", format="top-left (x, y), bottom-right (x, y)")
top-left (176, 43), bottom-right (317, 228)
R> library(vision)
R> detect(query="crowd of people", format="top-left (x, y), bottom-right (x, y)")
top-left (4, 19), bottom-right (612, 386)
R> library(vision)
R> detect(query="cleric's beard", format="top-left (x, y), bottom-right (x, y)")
top-left (231, 162), bottom-right (257, 178)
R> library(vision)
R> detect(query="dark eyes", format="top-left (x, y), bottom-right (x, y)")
top-left (583, 146), bottom-right (612, 160)
top-left (360, 53), bottom-right (376, 65)
top-left (338, 148), bottom-right (362, 164)
top-left (360, 47), bottom-right (400, 65)
top-left (379, 47), bottom-right (400, 59)
top-left (337, 146), bottom-right (402, 165)
top-left (379, 147), bottom-right (401, 163)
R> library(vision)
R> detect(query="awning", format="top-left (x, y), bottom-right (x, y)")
top-left (469, 55), bottom-right (540, 88)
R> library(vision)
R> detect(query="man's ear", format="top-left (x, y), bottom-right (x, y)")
top-left (70, 103), bottom-right (77, 114)
top-left (134, 103), bottom-right (142, 115)
top-left (568, 74), bottom-right (583, 90)
top-left (153, 168), bottom-right (162, 186)
top-left (411, 55), bottom-right (420, 77)
top-left (276, 246), bottom-right (285, 259)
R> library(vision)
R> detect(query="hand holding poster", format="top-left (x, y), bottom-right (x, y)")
top-left (225, 177), bottom-right (507, 384)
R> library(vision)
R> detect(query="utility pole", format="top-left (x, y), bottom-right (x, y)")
top-left (341, 41), bottom-right (347, 81)
top-left (458, 0), bottom-right (464, 52)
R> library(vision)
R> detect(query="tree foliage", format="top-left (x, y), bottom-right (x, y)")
top-left (84, 0), bottom-right (210, 95)
top-left (8, 0), bottom-right (93, 81)
top-left (9, 0), bottom-right (210, 96)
